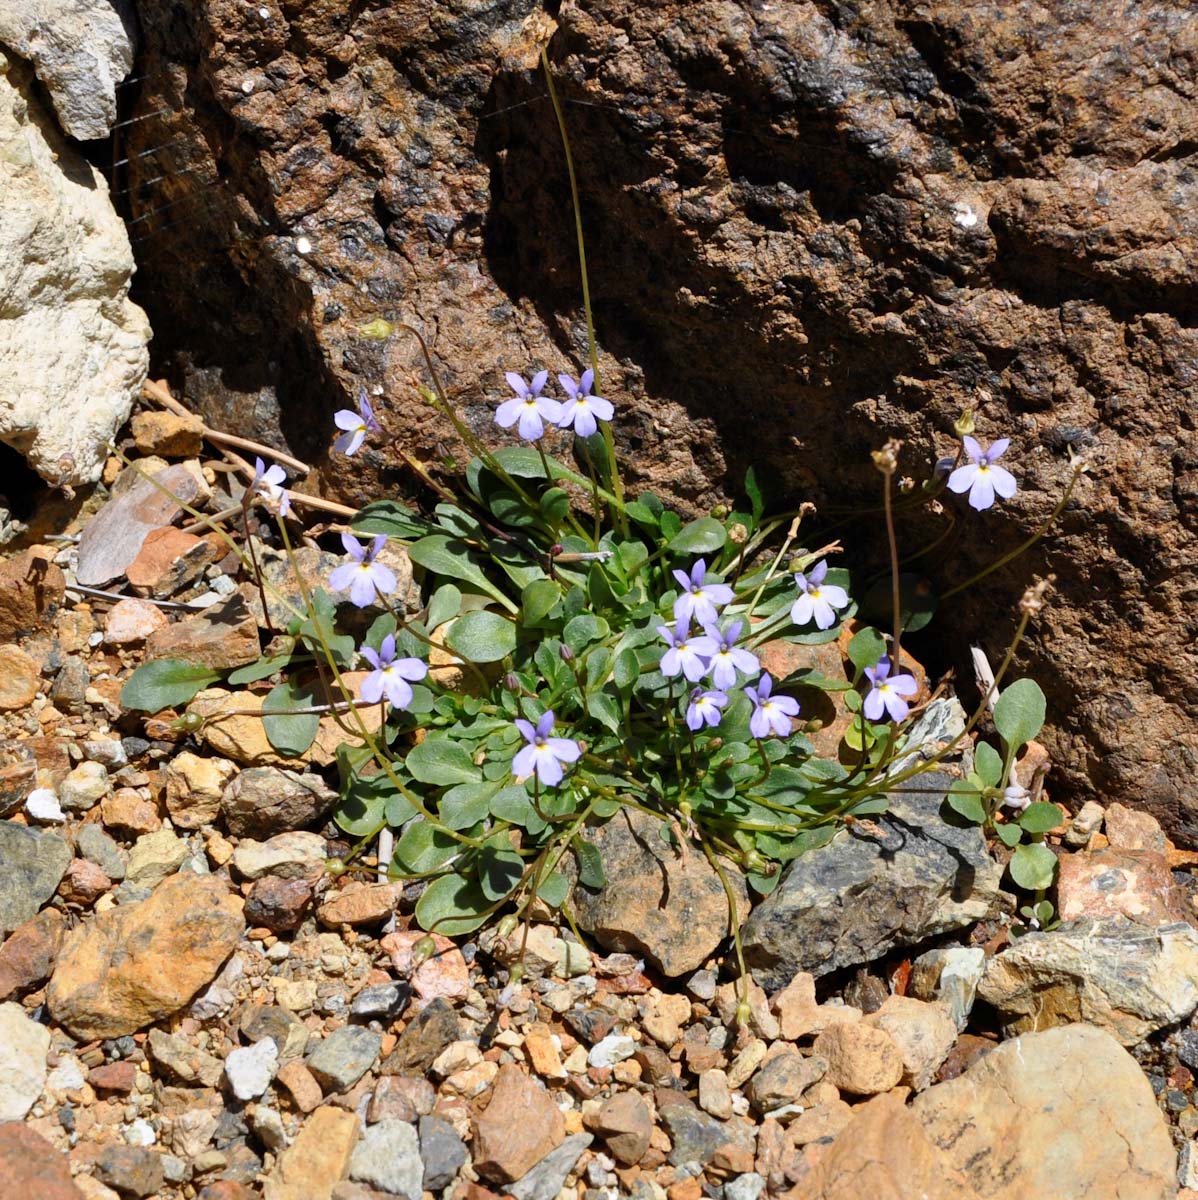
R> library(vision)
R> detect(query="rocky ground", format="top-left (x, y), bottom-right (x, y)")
top-left (4, 411), bottom-right (1198, 1200)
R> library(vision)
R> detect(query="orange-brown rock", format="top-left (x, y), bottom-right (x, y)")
top-left (47, 872), bottom-right (245, 1039)
top-left (473, 1064), bottom-right (565, 1183)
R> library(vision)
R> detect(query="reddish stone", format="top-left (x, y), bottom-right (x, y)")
top-left (198, 1185), bottom-right (259, 1200)
top-left (0, 907), bottom-right (66, 1000)
top-left (936, 1033), bottom-right (998, 1082)
top-left (1056, 847), bottom-right (1189, 925)
top-left (244, 876), bottom-right (313, 932)
top-left (125, 526), bottom-right (215, 597)
top-left (0, 1122), bottom-right (84, 1199)
top-left (88, 1060), bottom-right (137, 1093)
top-left (0, 548), bottom-right (66, 640)
top-left (59, 859), bottom-right (111, 906)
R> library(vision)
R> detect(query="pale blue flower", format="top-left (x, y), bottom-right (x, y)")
top-left (251, 456), bottom-right (291, 518)
top-left (686, 688), bottom-right (728, 731)
top-left (511, 711), bottom-right (581, 787)
top-left (691, 620), bottom-right (759, 691)
top-left (333, 390), bottom-right (381, 456)
top-left (948, 436), bottom-right (1017, 511)
top-left (557, 369), bottom-right (614, 438)
top-left (657, 618), bottom-right (713, 683)
top-left (745, 673), bottom-right (800, 738)
top-left (672, 559), bottom-right (734, 627)
top-left (328, 533), bottom-right (397, 608)
top-left (863, 656), bottom-right (918, 722)
top-left (495, 371), bottom-right (562, 442)
top-left (791, 560), bottom-right (849, 630)
top-left (359, 634), bottom-right (427, 708)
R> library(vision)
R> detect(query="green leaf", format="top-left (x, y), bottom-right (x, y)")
top-left (521, 579), bottom-right (559, 627)
top-left (120, 660), bottom-right (221, 712)
top-left (408, 534), bottom-right (517, 613)
top-left (414, 874), bottom-right (492, 935)
top-left (262, 678), bottom-right (320, 757)
top-left (668, 516), bottom-right (728, 556)
top-left (478, 845), bottom-right (525, 901)
top-left (744, 466), bottom-right (764, 524)
top-left (564, 613), bottom-right (609, 653)
top-left (1018, 801), bottom-right (1063, 835)
top-left (362, 613), bottom-right (398, 654)
top-left (975, 741), bottom-right (1003, 788)
top-left (993, 679), bottom-right (1046, 752)
top-left (540, 487), bottom-right (572, 527)
top-left (586, 689), bottom-right (622, 734)
top-left (405, 738), bottom-right (480, 786)
top-left (996, 822), bottom-right (1024, 847)
top-left (625, 500), bottom-right (660, 530)
top-left (572, 838), bottom-right (606, 889)
top-left (394, 821), bottom-right (461, 874)
top-left (1008, 841), bottom-right (1057, 891)
top-left (352, 499), bottom-right (431, 539)
top-left (445, 611), bottom-right (517, 664)
top-left (846, 626), bottom-right (886, 670)
top-left (613, 648), bottom-right (640, 692)
top-left (227, 653), bottom-right (293, 685)
top-left (438, 780), bottom-right (499, 830)
top-left (946, 780), bottom-right (986, 825)
top-left (427, 584), bottom-right (462, 632)
top-left (490, 785), bottom-right (546, 834)
top-left (538, 871), bottom-right (570, 909)
top-left (336, 771), bottom-right (411, 837)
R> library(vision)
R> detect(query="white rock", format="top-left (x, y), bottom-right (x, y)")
top-left (0, 54), bottom-right (150, 485)
top-left (225, 1038), bottom-right (279, 1101)
top-left (124, 1118), bottom-right (157, 1146)
top-left (231, 831), bottom-right (327, 881)
top-left (0, 0), bottom-right (133, 138)
top-left (46, 1056), bottom-right (86, 1092)
top-left (0, 1001), bottom-right (50, 1120)
top-left (587, 1034), bottom-right (636, 1069)
top-left (25, 787), bottom-right (65, 823)
top-left (349, 1119), bottom-right (423, 1200)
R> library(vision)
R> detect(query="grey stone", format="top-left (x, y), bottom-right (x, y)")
top-left (380, 997), bottom-right (460, 1073)
top-left (351, 981), bottom-right (410, 1020)
top-left (658, 1095), bottom-right (733, 1167)
top-left (93, 1143), bottom-right (165, 1198)
top-left (910, 946), bottom-right (986, 1031)
top-left (221, 766), bottom-right (338, 840)
top-left (419, 1114), bottom-right (468, 1192)
top-left (978, 916), bottom-right (1198, 1046)
top-left (306, 1025), bottom-right (381, 1093)
top-left (503, 1133), bottom-right (592, 1200)
top-left (742, 771), bottom-right (1001, 988)
top-left (0, 1001), bottom-right (50, 1120)
top-left (0, 821), bottom-right (70, 934)
top-left (570, 807), bottom-right (749, 977)
top-left (76, 823), bottom-right (127, 881)
top-left (239, 1004), bottom-right (309, 1061)
top-left (0, 0), bottom-right (134, 138)
top-left (349, 1118), bottom-right (422, 1200)
top-left (725, 1174), bottom-right (767, 1200)
top-left (744, 1051), bottom-right (827, 1113)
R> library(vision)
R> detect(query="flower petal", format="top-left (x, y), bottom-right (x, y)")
top-left (495, 397), bottom-right (523, 427)
top-left (514, 719), bottom-right (536, 743)
top-left (511, 744), bottom-right (537, 779)
top-left (340, 532), bottom-right (364, 559)
top-left (579, 368), bottom-right (594, 393)
top-left (589, 397), bottom-right (614, 421)
top-left (535, 711), bottom-right (555, 738)
top-left (947, 464), bottom-right (978, 494)
top-left (963, 435), bottom-right (983, 463)
top-left (990, 465), bottom-right (1018, 499)
top-left (529, 369), bottom-right (549, 395)
top-left (504, 372), bottom-right (529, 397)
top-left (863, 688), bottom-right (885, 721)
top-left (359, 672), bottom-right (384, 704)
top-left (986, 437), bottom-right (1010, 462)
top-left (333, 409), bottom-right (361, 431)
top-left (968, 472), bottom-right (996, 510)
top-left (384, 676), bottom-right (414, 709)
top-left (546, 737), bottom-right (581, 763)
top-left (534, 747), bottom-right (563, 786)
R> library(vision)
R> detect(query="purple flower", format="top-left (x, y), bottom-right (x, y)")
top-left (671, 559), bottom-right (734, 627)
top-left (495, 371), bottom-right (562, 442)
top-left (327, 533), bottom-right (397, 608)
top-left (358, 634), bottom-right (427, 708)
top-left (745, 673), bottom-right (800, 738)
top-left (333, 390), bottom-right (381, 456)
top-left (251, 456), bottom-right (291, 518)
top-left (791, 560), bottom-right (850, 630)
top-left (511, 711), bottom-right (582, 787)
top-left (947, 436), bottom-right (1017, 511)
top-left (863, 656), bottom-right (919, 722)
top-left (1002, 784), bottom-right (1031, 812)
top-left (691, 620), bottom-right (759, 690)
top-left (657, 618), bottom-right (713, 683)
top-left (686, 688), bottom-right (728, 731)
top-left (557, 369), bottom-right (614, 438)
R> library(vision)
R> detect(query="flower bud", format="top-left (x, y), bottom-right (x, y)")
top-left (324, 857), bottom-right (347, 878)
top-left (712, 503), bottom-right (729, 519)
top-left (358, 318), bottom-right (394, 340)
top-left (504, 673), bottom-right (521, 692)
top-left (708, 737), bottom-right (723, 751)
top-left (728, 522), bottom-right (748, 545)
top-left (741, 850), bottom-right (770, 874)
top-left (496, 914), bottom-right (519, 939)
top-left (871, 438), bottom-right (902, 476)
top-left (1002, 784), bottom-right (1031, 812)
top-left (559, 644), bottom-right (575, 663)
top-left (410, 935), bottom-right (437, 966)
top-left (172, 710), bottom-right (204, 733)
top-left (734, 999), bottom-right (752, 1026)
top-left (549, 543), bottom-right (564, 557)
top-left (508, 962), bottom-right (525, 986)
top-left (954, 409), bottom-right (976, 437)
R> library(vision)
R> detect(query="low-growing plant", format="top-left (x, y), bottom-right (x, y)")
top-left (119, 49), bottom-right (1088, 994)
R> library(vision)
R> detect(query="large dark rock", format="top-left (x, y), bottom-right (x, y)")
top-left (122, 1), bottom-right (1198, 832)
top-left (742, 771), bottom-right (1001, 990)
